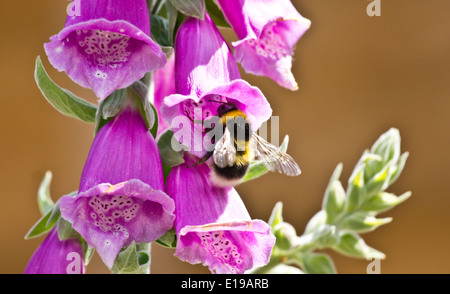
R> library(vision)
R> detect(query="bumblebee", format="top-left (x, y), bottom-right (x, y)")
top-left (192, 102), bottom-right (301, 187)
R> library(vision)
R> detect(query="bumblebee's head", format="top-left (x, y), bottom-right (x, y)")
top-left (216, 102), bottom-right (238, 117)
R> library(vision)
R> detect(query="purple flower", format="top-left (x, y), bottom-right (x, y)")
top-left (160, 14), bottom-right (272, 157)
top-left (24, 228), bottom-right (85, 274)
top-left (166, 156), bottom-right (275, 274)
top-left (153, 54), bottom-right (176, 137)
top-left (217, 0), bottom-right (311, 90)
top-left (59, 98), bottom-right (175, 268)
top-left (44, 0), bottom-right (166, 99)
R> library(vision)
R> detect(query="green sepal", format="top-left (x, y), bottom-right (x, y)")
top-left (111, 242), bottom-right (150, 274)
top-left (243, 135), bottom-right (290, 182)
top-left (34, 56), bottom-right (97, 123)
top-left (57, 217), bottom-right (80, 241)
top-left (94, 88), bottom-right (127, 135)
top-left (332, 231), bottom-right (385, 260)
top-left (157, 130), bottom-right (185, 167)
top-left (37, 171), bottom-right (54, 216)
top-left (24, 205), bottom-right (60, 239)
top-left (301, 253), bottom-right (337, 274)
top-left (169, 0), bottom-right (205, 19)
top-left (155, 227), bottom-right (177, 248)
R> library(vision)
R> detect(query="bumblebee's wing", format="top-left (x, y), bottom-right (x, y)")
top-left (214, 127), bottom-right (236, 168)
top-left (252, 133), bottom-right (301, 176)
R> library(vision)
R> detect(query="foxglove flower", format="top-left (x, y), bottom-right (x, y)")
top-left (24, 228), bottom-right (84, 274)
top-left (153, 55), bottom-right (175, 137)
top-left (166, 156), bottom-right (275, 274)
top-left (59, 96), bottom-right (175, 268)
top-left (217, 0), bottom-right (311, 90)
top-left (44, 0), bottom-right (166, 99)
top-left (160, 14), bottom-right (272, 157)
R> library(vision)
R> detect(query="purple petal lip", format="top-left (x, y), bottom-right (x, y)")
top-left (59, 179), bottom-right (175, 269)
top-left (176, 220), bottom-right (275, 274)
top-left (24, 228), bottom-right (85, 274)
top-left (161, 80), bottom-right (272, 157)
top-left (44, 19), bottom-right (166, 99)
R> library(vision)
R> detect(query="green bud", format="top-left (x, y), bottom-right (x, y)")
top-left (301, 253), bottom-right (336, 274)
top-left (339, 212), bottom-right (392, 233)
top-left (272, 222), bottom-right (298, 250)
top-left (333, 231), bottom-right (385, 260)
top-left (304, 211), bottom-right (327, 234)
top-left (268, 201), bottom-right (284, 229)
top-left (323, 164), bottom-right (346, 224)
top-left (362, 191), bottom-right (411, 213)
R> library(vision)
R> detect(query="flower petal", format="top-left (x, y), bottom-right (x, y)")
top-left (45, 0), bottom-right (166, 99)
top-left (24, 228), bottom-right (84, 274)
top-left (59, 180), bottom-right (175, 268)
top-left (166, 157), bottom-right (275, 273)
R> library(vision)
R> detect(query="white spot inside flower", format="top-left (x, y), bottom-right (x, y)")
top-left (94, 70), bottom-right (107, 79)
top-left (55, 47), bottom-right (63, 53)
top-left (120, 29), bottom-right (125, 33)
top-left (104, 240), bottom-right (111, 247)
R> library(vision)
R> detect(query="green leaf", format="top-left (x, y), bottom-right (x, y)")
top-left (34, 56), bottom-right (97, 123)
top-left (111, 242), bottom-right (151, 274)
top-left (25, 206), bottom-right (60, 239)
top-left (111, 242), bottom-right (140, 273)
top-left (150, 14), bottom-right (172, 47)
top-left (362, 191), bottom-right (411, 214)
top-left (339, 212), bottom-right (392, 233)
top-left (243, 135), bottom-right (290, 182)
top-left (155, 228), bottom-right (177, 248)
top-left (268, 202), bottom-right (284, 229)
top-left (323, 164), bottom-right (346, 224)
top-left (301, 253), bottom-right (336, 274)
top-left (129, 82), bottom-right (156, 134)
top-left (332, 231), bottom-right (385, 260)
top-left (205, 0), bottom-right (231, 28)
top-left (37, 171), bottom-right (54, 216)
top-left (169, 0), bottom-right (205, 19)
top-left (157, 130), bottom-right (185, 167)
top-left (166, 1), bottom-right (179, 45)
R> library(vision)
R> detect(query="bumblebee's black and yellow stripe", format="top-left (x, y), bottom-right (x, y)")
top-left (192, 102), bottom-right (301, 187)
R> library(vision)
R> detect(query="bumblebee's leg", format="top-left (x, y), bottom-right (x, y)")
top-left (187, 151), bottom-right (214, 167)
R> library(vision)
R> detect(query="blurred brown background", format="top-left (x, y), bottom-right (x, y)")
top-left (1, 0), bottom-right (449, 274)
